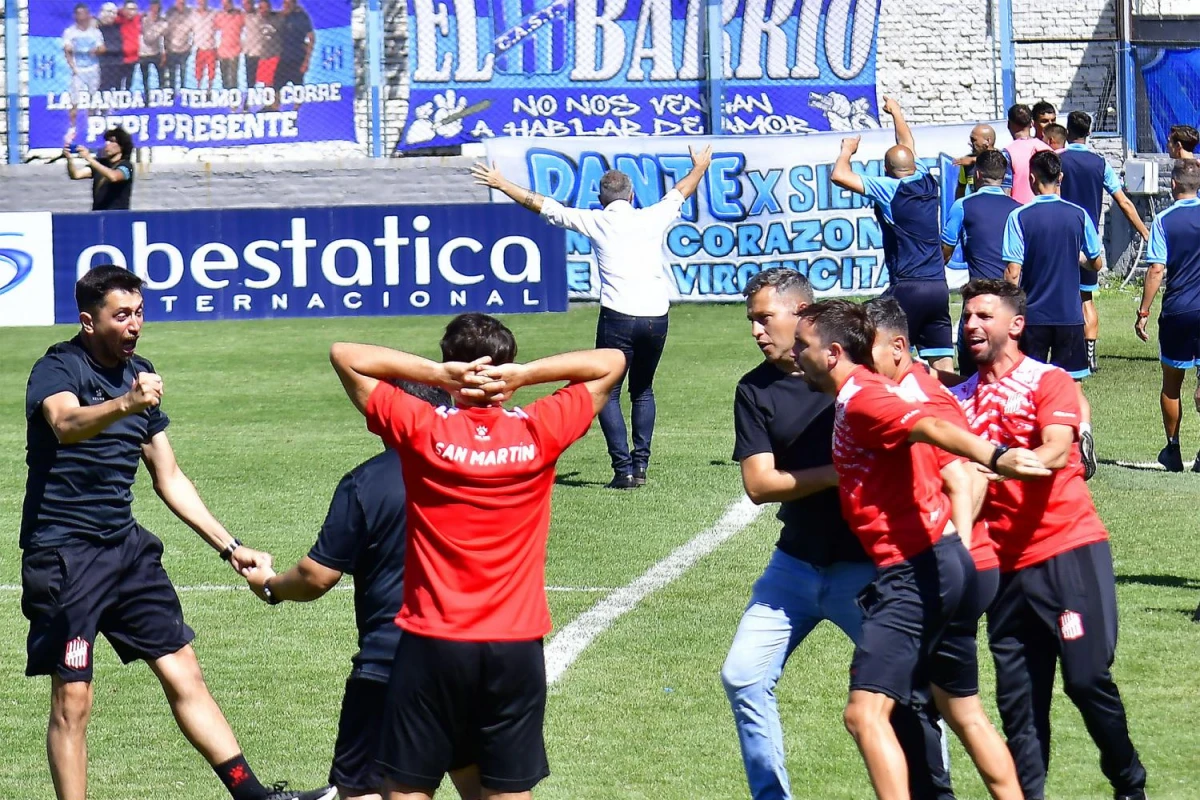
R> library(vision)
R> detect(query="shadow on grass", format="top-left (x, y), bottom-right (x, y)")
top-left (555, 471), bottom-right (610, 488)
top-left (710, 459), bottom-right (738, 467)
top-left (1116, 573), bottom-right (1200, 590)
top-left (1098, 458), bottom-right (1165, 472)
top-left (1097, 354), bottom-right (1161, 364)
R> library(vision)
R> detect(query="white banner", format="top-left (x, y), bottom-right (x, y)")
top-left (484, 123), bottom-right (1012, 301)
top-left (0, 213), bottom-right (56, 327)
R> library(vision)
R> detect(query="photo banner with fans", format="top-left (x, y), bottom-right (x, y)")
top-left (483, 123), bottom-right (1011, 301)
top-left (399, 0), bottom-right (882, 150)
top-left (27, 0), bottom-right (355, 150)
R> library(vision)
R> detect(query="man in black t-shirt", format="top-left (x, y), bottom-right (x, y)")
top-left (720, 268), bottom-right (952, 800)
top-left (21, 265), bottom-right (332, 800)
top-left (244, 383), bottom-right (476, 800)
top-left (273, 0), bottom-right (314, 95)
top-left (64, 125), bottom-right (135, 211)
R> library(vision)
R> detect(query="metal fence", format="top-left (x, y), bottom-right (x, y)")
top-left (0, 0), bottom-right (888, 162)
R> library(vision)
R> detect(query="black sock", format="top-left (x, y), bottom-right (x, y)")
top-left (214, 754), bottom-right (269, 800)
top-left (1168, 436), bottom-right (1180, 446)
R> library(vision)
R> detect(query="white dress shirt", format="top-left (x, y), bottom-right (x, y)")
top-left (539, 189), bottom-right (685, 317)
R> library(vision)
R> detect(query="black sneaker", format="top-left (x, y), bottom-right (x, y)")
top-left (605, 473), bottom-right (637, 490)
top-left (632, 467), bottom-right (647, 487)
top-left (264, 784), bottom-right (337, 800)
top-left (1115, 791), bottom-right (1147, 800)
top-left (1080, 430), bottom-right (1098, 481)
top-left (1192, 450), bottom-right (1200, 474)
top-left (1193, 600), bottom-right (1200, 623)
top-left (1158, 443), bottom-right (1184, 473)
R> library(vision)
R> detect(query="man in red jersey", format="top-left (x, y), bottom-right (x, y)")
top-left (329, 313), bottom-right (625, 800)
top-left (948, 279), bottom-right (1148, 800)
top-left (791, 300), bottom-right (1045, 800)
top-left (864, 296), bottom-right (1022, 800)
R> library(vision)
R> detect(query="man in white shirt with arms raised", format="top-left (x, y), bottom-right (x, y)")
top-left (473, 145), bottom-right (712, 489)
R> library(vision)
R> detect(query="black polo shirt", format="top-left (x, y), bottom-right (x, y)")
top-left (733, 361), bottom-right (868, 567)
top-left (278, 8), bottom-right (313, 65)
top-left (22, 336), bottom-right (169, 550)
top-left (308, 449), bottom-right (407, 683)
top-left (92, 159), bottom-right (134, 211)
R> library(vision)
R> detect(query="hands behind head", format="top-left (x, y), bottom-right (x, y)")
top-left (443, 357), bottom-right (525, 405)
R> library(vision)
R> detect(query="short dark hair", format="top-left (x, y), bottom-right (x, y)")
top-left (1066, 110), bottom-right (1092, 141)
top-left (1173, 158), bottom-right (1200, 195)
top-left (1042, 123), bottom-right (1068, 147)
top-left (1029, 150), bottom-right (1062, 186)
top-left (1169, 124), bottom-right (1200, 153)
top-left (394, 379), bottom-right (451, 408)
top-left (974, 149), bottom-right (1009, 183)
top-left (1008, 104), bottom-right (1033, 129)
top-left (742, 267), bottom-right (814, 304)
top-left (76, 265), bottom-right (145, 313)
top-left (74, 2), bottom-right (89, 11)
top-left (1031, 101), bottom-right (1056, 119)
top-left (105, 125), bottom-right (134, 160)
top-left (864, 296), bottom-right (908, 339)
top-left (598, 170), bottom-right (632, 207)
top-left (439, 312), bottom-right (517, 366)
top-left (796, 300), bottom-right (875, 367)
top-left (960, 278), bottom-right (1026, 317)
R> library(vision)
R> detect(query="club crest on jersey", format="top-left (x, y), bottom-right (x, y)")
top-left (64, 637), bottom-right (90, 670)
top-left (1059, 610), bottom-right (1085, 641)
top-left (1004, 392), bottom-right (1023, 415)
top-left (474, 425), bottom-right (491, 442)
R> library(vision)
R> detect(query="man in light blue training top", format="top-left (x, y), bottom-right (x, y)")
top-left (1002, 149), bottom-right (1103, 479)
top-left (1135, 159), bottom-right (1200, 473)
top-left (832, 96), bottom-right (954, 372)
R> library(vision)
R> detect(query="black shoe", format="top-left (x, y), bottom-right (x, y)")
top-left (1115, 791), bottom-right (1147, 800)
top-left (633, 467), bottom-right (647, 486)
top-left (1080, 430), bottom-right (1098, 481)
top-left (264, 783), bottom-right (337, 800)
top-left (1193, 601), bottom-right (1200, 623)
top-left (1192, 449), bottom-right (1200, 474)
top-left (605, 473), bottom-right (637, 490)
top-left (1158, 443), bottom-right (1184, 473)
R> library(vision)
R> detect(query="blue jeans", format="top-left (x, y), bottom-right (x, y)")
top-left (720, 550), bottom-right (953, 800)
top-left (595, 307), bottom-right (668, 475)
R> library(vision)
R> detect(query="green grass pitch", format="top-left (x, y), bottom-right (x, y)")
top-left (0, 292), bottom-right (1197, 799)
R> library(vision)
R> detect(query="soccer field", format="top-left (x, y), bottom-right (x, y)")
top-left (1, 293), bottom-right (1197, 800)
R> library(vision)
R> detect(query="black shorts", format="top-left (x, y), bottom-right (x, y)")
top-left (21, 526), bottom-right (195, 683)
top-left (1020, 324), bottom-right (1090, 380)
top-left (929, 565), bottom-right (1000, 698)
top-left (887, 280), bottom-right (954, 360)
top-left (378, 633), bottom-right (549, 794)
top-left (850, 536), bottom-right (974, 705)
top-left (1159, 309), bottom-right (1200, 370)
top-left (330, 676), bottom-right (389, 793)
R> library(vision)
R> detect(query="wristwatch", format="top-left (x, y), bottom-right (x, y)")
top-left (989, 444), bottom-right (1011, 473)
top-left (219, 539), bottom-right (242, 561)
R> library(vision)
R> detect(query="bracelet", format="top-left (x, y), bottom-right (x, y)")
top-left (219, 539), bottom-right (242, 561)
top-left (262, 578), bottom-right (282, 606)
top-left (1137, 309), bottom-right (1150, 319)
top-left (989, 445), bottom-right (1010, 473)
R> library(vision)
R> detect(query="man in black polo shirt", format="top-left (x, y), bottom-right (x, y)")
top-left (273, 0), bottom-right (314, 95)
top-left (63, 125), bottom-right (135, 211)
top-left (21, 265), bottom-right (332, 800)
top-left (244, 382), bottom-right (477, 800)
top-left (720, 267), bottom-right (952, 800)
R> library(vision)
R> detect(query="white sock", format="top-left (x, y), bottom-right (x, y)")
top-left (1080, 421), bottom-right (1092, 436)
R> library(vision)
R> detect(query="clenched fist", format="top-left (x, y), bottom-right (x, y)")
top-left (125, 372), bottom-right (163, 413)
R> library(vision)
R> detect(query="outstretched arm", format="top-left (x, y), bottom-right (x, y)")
top-left (831, 135), bottom-right (866, 195)
top-left (908, 416), bottom-right (1051, 480)
top-left (472, 161), bottom-right (544, 213)
top-left (246, 557), bottom-right (342, 604)
top-left (882, 95), bottom-right (915, 155)
top-left (669, 144), bottom-right (714, 200)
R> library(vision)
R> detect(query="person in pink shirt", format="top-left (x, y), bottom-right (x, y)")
top-left (1003, 104), bottom-right (1052, 205)
top-left (193, 0), bottom-right (219, 90)
top-left (214, 0), bottom-right (245, 90)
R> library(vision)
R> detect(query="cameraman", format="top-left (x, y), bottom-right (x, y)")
top-left (64, 126), bottom-right (135, 211)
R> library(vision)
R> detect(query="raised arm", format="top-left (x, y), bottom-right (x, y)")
top-left (669, 144), bottom-right (714, 201)
top-left (42, 372), bottom-right (161, 444)
top-left (477, 349), bottom-right (626, 415)
top-left (329, 342), bottom-right (487, 415)
top-left (76, 145), bottom-right (128, 184)
top-left (831, 135), bottom-right (866, 195)
top-left (882, 95), bottom-right (915, 155)
top-left (471, 161), bottom-right (544, 213)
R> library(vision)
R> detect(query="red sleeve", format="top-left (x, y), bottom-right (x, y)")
top-left (1034, 369), bottom-right (1082, 435)
top-left (843, 381), bottom-right (931, 450)
top-left (525, 383), bottom-right (595, 460)
top-left (364, 381), bottom-right (430, 450)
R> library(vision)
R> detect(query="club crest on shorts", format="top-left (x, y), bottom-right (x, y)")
top-left (1059, 610), bottom-right (1085, 641)
top-left (64, 637), bottom-right (90, 670)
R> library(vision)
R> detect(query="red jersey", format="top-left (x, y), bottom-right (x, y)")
top-left (366, 381), bottom-right (595, 641)
top-left (899, 365), bottom-right (999, 571)
top-left (833, 366), bottom-right (953, 567)
top-left (949, 356), bottom-right (1107, 571)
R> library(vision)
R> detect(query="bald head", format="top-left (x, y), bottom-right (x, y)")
top-left (970, 124), bottom-right (996, 154)
top-left (884, 145), bottom-right (916, 177)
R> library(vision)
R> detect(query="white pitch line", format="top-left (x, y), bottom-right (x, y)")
top-left (1112, 460), bottom-right (1167, 471)
top-left (0, 584), bottom-right (610, 594)
top-left (543, 495), bottom-right (763, 686)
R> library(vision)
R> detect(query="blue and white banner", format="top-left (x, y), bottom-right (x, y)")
top-left (484, 123), bottom-right (1009, 300)
top-left (0, 205), bottom-right (567, 325)
top-left (28, 0), bottom-right (355, 149)
top-left (400, 0), bottom-right (882, 150)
